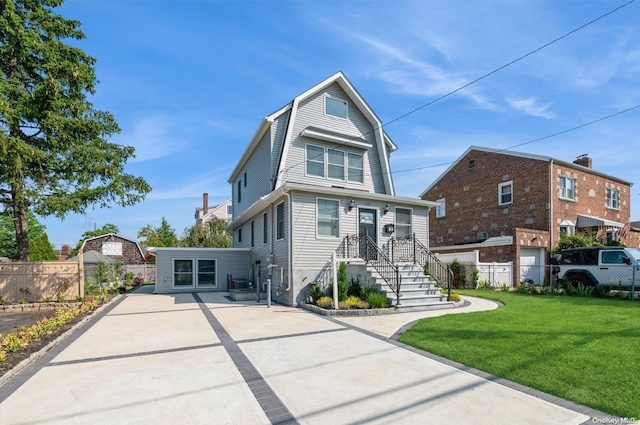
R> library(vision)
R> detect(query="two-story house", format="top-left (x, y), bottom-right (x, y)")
top-left (421, 146), bottom-right (638, 286)
top-left (226, 72), bottom-right (442, 306)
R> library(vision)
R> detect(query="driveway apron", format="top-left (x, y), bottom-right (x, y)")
top-left (0, 288), bottom-right (591, 425)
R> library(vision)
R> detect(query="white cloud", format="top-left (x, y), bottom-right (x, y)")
top-left (507, 97), bottom-right (556, 119)
top-left (117, 114), bottom-right (189, 162)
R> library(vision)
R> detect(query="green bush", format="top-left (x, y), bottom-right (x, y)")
top-left (316, 296), bottom-right (333, 309)
top-left (367, 292), bottom-right (389, 309)
top-left (337, 262), bottom-right (348, 301)
top-left (476, 280), bottom-right (493, 290)
top-left (309, 282), bottom-right (324, 303)
top-left (347, 278), bottom-right (362, 298)
top-left (360, 284), bottom-right (378, 300)
top-left (357, 300), bottom-right (370, 309)
top-left (450, 259), bottom-right (466, 288)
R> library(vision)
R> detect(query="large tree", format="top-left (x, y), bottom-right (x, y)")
top-left (181, 218), bottom-right (232, 248)
top-left (0, 208), bottom-right (50, 259)
top-left (0, 0), bottom-right (151, 260)
top-left (138, 217), bottom-right (178, 248)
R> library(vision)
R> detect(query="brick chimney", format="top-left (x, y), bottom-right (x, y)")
top-left (203, 193), bottom-right (209, 215)
top-left (573, 155), bottom-right (592, 169)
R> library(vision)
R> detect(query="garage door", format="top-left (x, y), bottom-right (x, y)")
top-left (519, 247), bottom-right (544, 285)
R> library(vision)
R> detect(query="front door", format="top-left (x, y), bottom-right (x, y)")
top-left (359, 208), bottom-right (377, 259)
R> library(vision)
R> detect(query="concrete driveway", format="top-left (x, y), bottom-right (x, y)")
top-left (0, 287), bottom-right (602, 424)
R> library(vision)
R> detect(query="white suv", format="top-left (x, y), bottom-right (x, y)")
top-left (557, 247), bottom-right (640, 288)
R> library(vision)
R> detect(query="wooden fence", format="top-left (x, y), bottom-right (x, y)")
top-left (0, 252), bottom-right (84, 303)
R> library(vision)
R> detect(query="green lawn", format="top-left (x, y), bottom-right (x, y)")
top-left (398, 290), bottom-right (640, 418)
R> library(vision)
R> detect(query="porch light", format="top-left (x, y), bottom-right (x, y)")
top-left (383, 204), bottom-right (390, 215)
top-left (348, 200), bottom-right (355, 211)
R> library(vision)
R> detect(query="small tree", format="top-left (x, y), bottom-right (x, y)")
top-left (554, 232), bottom-right (600, 253)
top-left (337, 261), bottom-right (348, 301)
top-left (450, 259), bottom-right (466, 288)
top-left (181, 218), bottom-right (232, 248)
top-left (138, 217), bottom-right (178, 247)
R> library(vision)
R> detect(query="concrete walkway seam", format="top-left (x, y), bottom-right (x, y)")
top-left (192, 293), bottom-right (299, 425)
top-left (0, 291), bottom-right (129, 401)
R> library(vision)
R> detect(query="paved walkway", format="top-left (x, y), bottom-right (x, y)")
top-left (0, 287), bottom-right (601, 424)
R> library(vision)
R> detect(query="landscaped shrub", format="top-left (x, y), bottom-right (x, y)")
top-left (360, 284), bottom-right (378, 301)
top-left (338, 301), bottom-right (349, 310)
top-left (337, 262), bottom-right (348, 301)
top-left (133, 276), bottom-right (145, 286)
top-left (316, 296), bottom-right (333, 309)
top-left (345, 296), bottom-right (361, 309)
top-left (367, 292), bottom-right (389, 308)
top-left (309, 282), bottom-right (324, 303)
top-left (450, 259), bottom-right (466, 288)
top-left (476, 280), bottom-right (493, 290)
top-left (440, 289), bottom-right (461, 302)
top-left (357, 300), bottom-right (370, 309)
top-left (347, 278), bottom-right (362, 298)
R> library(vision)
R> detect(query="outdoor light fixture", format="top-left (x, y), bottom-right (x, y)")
top-left (348, 200), bottom-right (355, 211)
top-left (383, 204), bottom-right (390, 215)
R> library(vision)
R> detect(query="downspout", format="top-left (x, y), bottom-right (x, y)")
top-left (284, 191), bottom-right (292, 292)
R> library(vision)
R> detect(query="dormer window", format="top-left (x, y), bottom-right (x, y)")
top-left (325, 96), bottom-right (347, 119)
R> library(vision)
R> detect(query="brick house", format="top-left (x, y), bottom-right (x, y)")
top-left (420, 146), bottom-right (638, 286)
top-left (80, 233), bottom-right (146, 265)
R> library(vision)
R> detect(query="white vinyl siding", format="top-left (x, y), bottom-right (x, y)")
top-left (234, 132), bottom-right (273, 218)
top-left (284, 82), bottom-right (387, 193)
top-left (559, 176), bottom-right (575, 200)
top-left (317, 198), bottom-right (340, 238)
top-left (606, 188), bottom-right (619, 209)
top-left (498, 181), bottom-right (513, 205)
top-left (395, 207), bottom-right (412, 238)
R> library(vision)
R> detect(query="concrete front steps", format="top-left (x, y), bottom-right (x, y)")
top-left (367, 262), bottom-right (456, 312)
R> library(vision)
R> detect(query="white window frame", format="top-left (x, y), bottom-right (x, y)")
top-left (347, 152), bottom-right (364, 183)
top-left (305, 143), bottom-right (325, 178)
top-left (316, 198), bottom-right (340, 239)
top-left (324, 95), bottom-right (348, 119)
top-left (606, 188), bottom-right (619, 209)
top-left (559, 225), bottom-right (575, 236)
top-left (172, 259), bottom-right (194, 288)
top-left (559, 176), bottom-right (576, 201)
top-left (196, 259), bottom-right (217, 288)
top-left (436, 198), bottom-right (446, 218)
top-left (498, 181), bottom-right (513, 206)
top-left (395, 207), bottom-right (413, 239)
top-left (276, 202), bottom-right (285, 241)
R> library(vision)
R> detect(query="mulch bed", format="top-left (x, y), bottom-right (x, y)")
top-left (0, 311), bottom-right (90, 378)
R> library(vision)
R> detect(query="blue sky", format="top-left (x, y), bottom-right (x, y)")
top-left (42, 0), bottom-right (640, 248)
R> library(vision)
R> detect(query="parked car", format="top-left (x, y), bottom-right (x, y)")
top-left (556, 246), bottom-right (640, 288)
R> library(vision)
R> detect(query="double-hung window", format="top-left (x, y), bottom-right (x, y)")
top-left (325, 96), bottom-right (347, 119)
top-left (436, 198), bottom-right (446, 218)
top-left (317, 199), bottom-right (339, 237)
top-left (347, 153), bottom-right (364, 183)
top-left (559, 176), bottom-right (575, 200)
top-left (197, 259), bottom-right (216, 287)
top-left (498, 181), bottom-right (513, 205)
top-left (173, 259), bottom-right (193, 287)
top-left (395, 208), bottom-right (412, 238)
top-left (606, 188), bottom-right (619, 209)
top-left (306, 145), bottom-right (325, 177)
top-left (328, 149), bottom-right (345, 180)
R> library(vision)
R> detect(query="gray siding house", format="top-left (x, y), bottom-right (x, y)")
top-left (227, 72), bottom-right (441, 306)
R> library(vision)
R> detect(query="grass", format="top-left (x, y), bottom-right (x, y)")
top-left (398, 290), bottom-right (640, 418)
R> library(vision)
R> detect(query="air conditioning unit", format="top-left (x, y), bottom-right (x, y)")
top-left (477, 232), bottom-right (489, 240)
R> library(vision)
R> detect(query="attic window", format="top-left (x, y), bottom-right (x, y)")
top-left (469, 160), bottom-right (475, 169)
top-left (325, 96), bottom-right (347, 119)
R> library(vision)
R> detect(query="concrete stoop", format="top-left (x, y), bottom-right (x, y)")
top-left (367, 262), bottom-right (455, 312)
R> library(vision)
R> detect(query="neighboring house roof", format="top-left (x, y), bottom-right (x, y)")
top-left (228, 71), bottom-right (397, 195)
top-left (196, 198), bottom-right (232, 223)
top-left (67, 250), bottom-right (116, 264)
top-left (420, 145), bottom-right (633, 197)
top-left (227, 182), bottom-right (437, 231)
top-left (79, 233), bottom-right (146, 259)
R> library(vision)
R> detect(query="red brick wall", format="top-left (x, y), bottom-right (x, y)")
top-left (550, 162), bottom-right (632, 247)
top-left (423, 149), bottom-right (550, 250)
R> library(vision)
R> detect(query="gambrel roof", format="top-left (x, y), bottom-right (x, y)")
top-left (228, 71), bottom-right (397, 195)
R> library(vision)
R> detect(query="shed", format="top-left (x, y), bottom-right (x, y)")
top-left (80, 234), bottom-right (145, 265)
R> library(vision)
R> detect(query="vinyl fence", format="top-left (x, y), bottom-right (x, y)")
top-left (0, 257), bottom-right (84, 303)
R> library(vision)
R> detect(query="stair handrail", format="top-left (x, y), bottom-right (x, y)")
top-left (390, 234), bottom-right (452, 301)
top-left (359, 234), bottom-right (402, 307)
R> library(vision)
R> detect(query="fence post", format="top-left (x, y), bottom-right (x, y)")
top-left (79, 249), bottom-right (84, 299)
top-left (332, 252), bottom-right (338, 310)
top-left (632, 262), bottom-right (636, 301)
